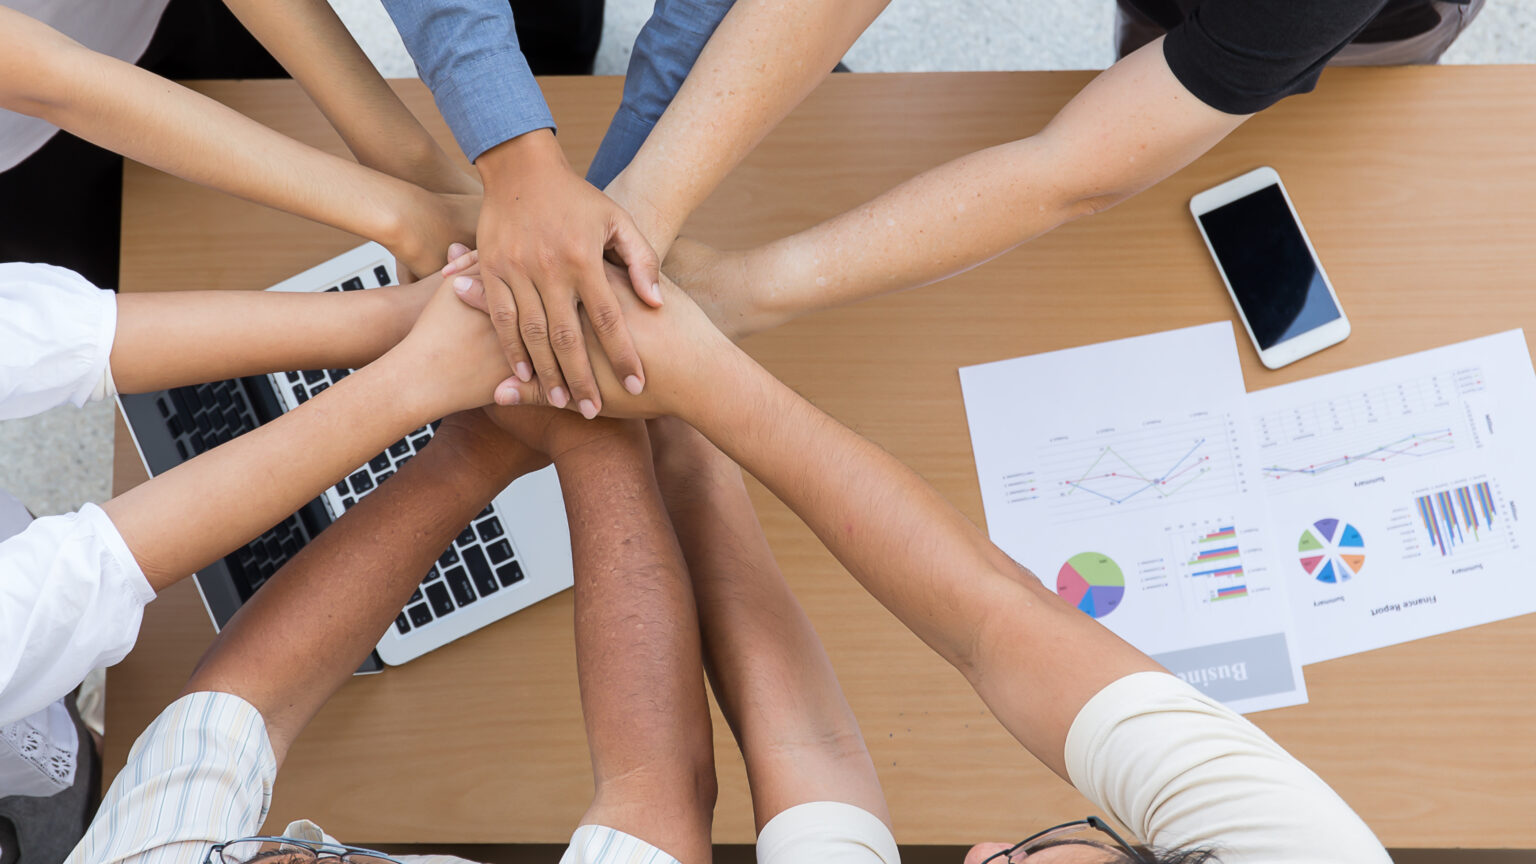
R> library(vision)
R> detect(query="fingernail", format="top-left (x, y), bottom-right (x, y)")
top-left (624, 375), bottom-right (643, 395)
top-left (550, 386), bottom-right (569, 408)
top-left (453, 276), bottom-right (473, 292)
top-left (496, 383), bottom-right (520, 405)
top-left (515, 362), bottom-right (532, 382)
top-left (579, 399), bottom-right (598, 420)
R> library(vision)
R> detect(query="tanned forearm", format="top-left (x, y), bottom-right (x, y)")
top-left (650, 420), bottom-right (887, 831)
top-left (110, 280), bottom-right (430, 394)
top-left (183, 412), bottom-right (543, 763)
top-left (560, 422), bottom-right (715, 864)
top-left (0, 8), bottom-right (470, 275)
top-left (678, 350), bottom-right (1161, 779)
top-left (607, 0), bottom-right (890, 256)
top-left (220, 0), bottom-right (480, 195)
top-left (737, 42), bottom-right (1245, 327)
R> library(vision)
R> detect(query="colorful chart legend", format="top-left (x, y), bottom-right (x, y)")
top-left (1057, 552), bottom-right (1125, 619)
top-left (1297, 519), bottom-right (1366, 584)
top-left (1416, 481), bottom-right (1497, 556)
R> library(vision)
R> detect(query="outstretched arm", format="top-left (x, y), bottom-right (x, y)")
top-left (182, 411), bottom-right (543, 763)
top-left (109, 274), bottom-right (438, 394)
top-left (0, 7), bottom-right (475, 277)
top-left (600, 0), bottom-right (891, 258)
top-left (486, 409), bottom-right (716, 863)
top-left (219, 0), bottom-right (480, 196)
top-left (671, 41), bottom-right (1247, 338)
top-left (103, 277), bottom-right (513, 593)
top-left (650, 419), bottom-right (888, 829)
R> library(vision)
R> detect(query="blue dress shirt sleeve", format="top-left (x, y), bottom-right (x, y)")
top-left (586, 0), bottom-right (737, 188)
top-left (379, 0), bottom-right (556, 163)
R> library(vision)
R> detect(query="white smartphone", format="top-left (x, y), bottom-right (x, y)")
top-left (1190, 166), bottom-right (1350, 369)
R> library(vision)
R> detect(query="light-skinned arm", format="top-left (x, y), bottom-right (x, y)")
top-left (649, 418), bottom-right (889, 829)
top-left (477, 273), bottom-right (1161, 779)
top-left (181, 410), bottom-right (543, 764)
top-left (218, 0), bottom-right (481, 196)
top-left (103, 277), bottom-right (512, 594)
top-left (108, 273), bottom-right (439, 394)
top-left (0, 7), bottom-right (475, 278)
top-left (665, 40), bottom-right (1248, 338)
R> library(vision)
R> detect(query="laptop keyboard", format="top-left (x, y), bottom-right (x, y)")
top-left (281, 366), bottom-right (527, 639)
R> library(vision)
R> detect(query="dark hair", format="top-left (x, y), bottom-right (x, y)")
top-left (1139, 847), bottom-right (1221, 864)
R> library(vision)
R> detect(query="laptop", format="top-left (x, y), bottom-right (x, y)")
top-left (118, 243), bottom-right (574, 669)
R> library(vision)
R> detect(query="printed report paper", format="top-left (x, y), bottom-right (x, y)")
top-left (959, 323), bottom-right (1307, 713)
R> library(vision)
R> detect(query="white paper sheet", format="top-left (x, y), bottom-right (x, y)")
top-left (960, 323), bottom-right (1308, 713)
top-left (1247, 330), bottom-right (1536, 663)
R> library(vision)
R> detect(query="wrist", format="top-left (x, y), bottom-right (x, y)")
top-left (605, 171), bottom-right (678, 255)
top-left (475, 128), bottom-right (567, 183)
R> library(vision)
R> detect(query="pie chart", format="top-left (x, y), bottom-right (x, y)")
top-left (1297, 518), bottom-right (1365, 584)
top-left (1057, 552), bottom-right (1125, 619)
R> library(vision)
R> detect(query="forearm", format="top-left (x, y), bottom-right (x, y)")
top-left (110, 281), bottom-right (429, 394)
top-left (101, 350), bottom-right (447, 591)
top-left (0, 9), bottom-right (433, 255)
top-left (739, 42), bottom-right (1245, 324)
top-left (650, 421), bottom-right (887, 830)
top-left (681, 351), bottom-right (1159, 777)
top-left (560, 422), bottom-right (714, 862)
top-left (183, 414), bottom-right (542, 762)
top-left (607, 0), bottom-right (889, 254)
top-left (220, 0), bottom-right (479, 195)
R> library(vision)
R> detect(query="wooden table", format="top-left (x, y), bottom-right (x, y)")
top-left (110, 68), bottom-right (1536, 850)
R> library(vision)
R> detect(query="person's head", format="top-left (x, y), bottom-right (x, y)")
top-left (962, 817), bottom-right (1220, 864)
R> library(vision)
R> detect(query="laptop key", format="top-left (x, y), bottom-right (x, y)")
top-left (167, 416), bottom-right (184, 437)
top-left (285, 371), bottom-right (300, 384)
top-left (423, 565), bottom-right (441, 584)
top-left (463, 546), bottom-right (498, 596)
top-left (341, 497), bottom-right (354, 510)
top-left (156, 398), bottom-right (171, 418)
top-left (388, 438), bottom-right (411, 459)
top-left (426, 582), bottom-right (454, 616)
top-left (311, 382), bottom-right (328, 395)
top-left (395, 614), bottom-right (411, 635)
top-left (175, 440), bottom-right (190, 459)
top-left (349, 471), bottom-right (373, 493)
top-left (476, 518), bottom-right (505, 542)
top-left (456, 527), bottom-right (475, 547)
top-left (303, 369), bottom-right (325, 384)
top-left (334, 481), bottom-right (349, 497)
top-left (327, 369), bottom-right (349, 381)
top-left (294, 386), bottom-right (309, 405)
top-left (409, 588), bottom-right (422, 604)
top-left (369, 453), bottom-right (390, 473)
top-left (497, 561), bottom-right (525, 587)
top-left (216, 388), bottom-right (233, 409)
top-left (439, 547), bottom-right (459, 568)
top-left (341, 276), bottom-right (364, 292)
top-left (487, 539), bottom-right (514, 564)
top-left (446, 567), bottom-right (476, 606)
top-left (408, 603), bottom-right (433, 627)
top-left (374, 265), bottom-right (391, 286)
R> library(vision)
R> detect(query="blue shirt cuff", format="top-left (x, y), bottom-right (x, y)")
top-left (586, 106), bottom-right (658, 189)
top-left (432, 47), bottom-right (556, 163)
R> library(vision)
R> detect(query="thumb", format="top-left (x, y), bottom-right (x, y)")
top-left (607, 213), bottom-right (663, 308)
top-left (493, 375), bottom-right (554, 409)
top-left (452, 275), bottom-right (490, 313)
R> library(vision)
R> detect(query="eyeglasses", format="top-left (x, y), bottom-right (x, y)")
top-left (981, 816), bottom-right (1149, 863)
top-left (206, 837), bottom-right (405, 864)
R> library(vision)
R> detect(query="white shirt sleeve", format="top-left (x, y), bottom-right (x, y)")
top-left (65, 691), bottom-right (277, 864)
top-left (0, 503), bottom-right (153, 725)
top-left (1064, 672), bottom-right (1391, 864)
top-left (0, 262), bottom-right (118, 421)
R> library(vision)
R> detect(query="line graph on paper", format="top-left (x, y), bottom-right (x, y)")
top-left (1002, 413), bottom-right (1245, 523)
top-left (1255, 367), bottom-right (1482, 490)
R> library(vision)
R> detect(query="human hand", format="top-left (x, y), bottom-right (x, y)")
top-left (448, 129), bottom-right (663, 418)
top-left (381, 265), bottom-right (513, 418)
top-left (453, 263), bottom-right (732, 421)
top-left (390, 191), bottom-right (481, 281)
top-left (431, 408), bottom-right (551, 479)
top-left (479, 404), bottom-right (628, 462)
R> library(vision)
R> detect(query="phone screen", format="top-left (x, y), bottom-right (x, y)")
top-left (1198, 184), bottom-right (1340, 350)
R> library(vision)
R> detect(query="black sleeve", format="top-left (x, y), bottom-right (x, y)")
top-left (1162, 0), bottom-right (1389, 115)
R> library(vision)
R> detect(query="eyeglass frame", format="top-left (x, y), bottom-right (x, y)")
top-left (980, 816), bottom-right (1151, 863)
top-left (205, 836), bottom-right (406, 864)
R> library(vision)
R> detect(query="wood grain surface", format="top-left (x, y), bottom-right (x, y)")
top-left (110, 69), bottom-right (1536, 848)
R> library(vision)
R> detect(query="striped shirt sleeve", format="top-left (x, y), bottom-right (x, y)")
top-left (66, 691), bottom-right (277, 864)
